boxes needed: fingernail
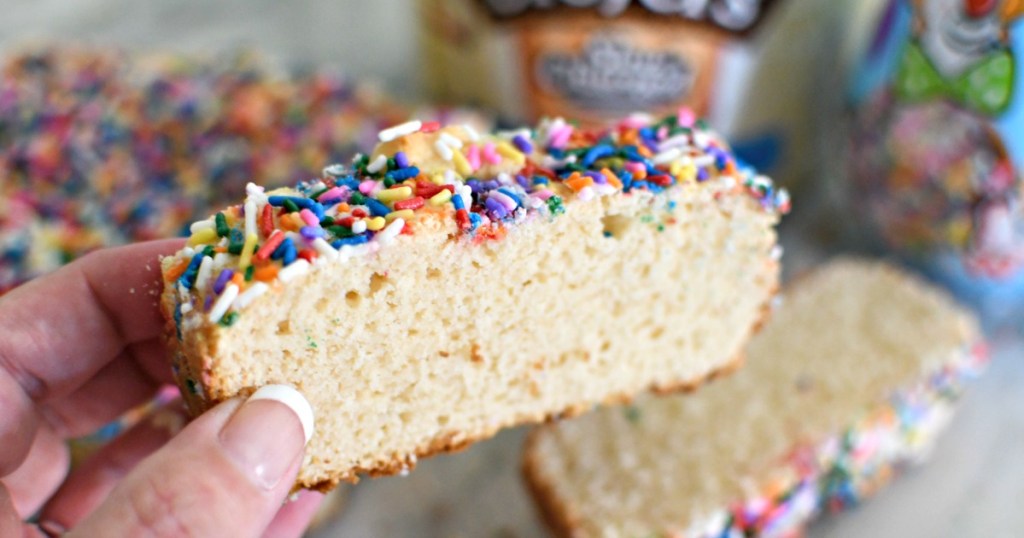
[38,520,67,537]
[220,385,315,489]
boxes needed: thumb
[69,385,314,538]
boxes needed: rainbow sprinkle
[687,342,988,538]
[0,46,485,293]
[166,110,789,330]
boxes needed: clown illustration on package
[848,0,1024,286]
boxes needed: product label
[537,36,695,111]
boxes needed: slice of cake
[160,112,788,489]
[523,259,986,537]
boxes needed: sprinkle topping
[167,110,789,327]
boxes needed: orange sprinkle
[636,145,653,158]
[723,160,738,176]
[334,203,350,214]
[230,273,245,287]
[253,264,279,282]
[565,173,594,192]
[164,259,190,281]
[601,167,623,189]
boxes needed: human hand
[0,240,321,537]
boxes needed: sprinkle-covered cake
[160,111,788,489]
[523,259,986,538]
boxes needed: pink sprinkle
[466,144,481,170]
[319,186,346,202]
[624,162,646,175]
[656,125,668,141]
[619,116,648,129]
[359,180,376,195]
[550,126,573,149]
[299,208,319,227]
[482,143,501,165]
[533,189,554,200]
[677,107,696,128]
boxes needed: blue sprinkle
[282,240,298,265]
[697,168,710,182]
[638,127,656,141]
[621,146,645,162]
[532,175,549,186]
[173,303,183,341]
[365,198,391,217]
[271,237,294,260]
[300,226,325,240]
[497,188,522,207]
[386,166,419,181]
[483,179,500,190]
[177,253,205,290]
[337,176,361,190]
[515,174,531,189]
[268,195,325,220]
[512,134,533,154]
[332,235,370,248]
[468,212,482,230]
[581,144,614,167]
[585,171,606,184]
[452,191,466,211]
[547,148,566,159]
[394,151,410,169]
[467,179,483,193]
[633,180,650,191]
[619,170,634,192]
[485,197,508,219]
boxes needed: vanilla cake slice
[523,259,987,538]
[160,112,788,490]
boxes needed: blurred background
[0,0,1022,536]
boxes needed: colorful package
[845,0,1024,324]
[419,0,839,188]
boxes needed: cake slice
[160,112,788,489]
[523,259,986,538]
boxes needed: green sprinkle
[214,212,230,237]
[306,335,318,349]
[218,311,240,327]
[282,199,300,213]
[349,192,366,205]
[383,177,396,188]
[657,224,665,232]
[227,229,245,255]
[387,157,397,171]
[319,216,336,227]
[546,195,565,216]
[310,187,329,200]
[624,406,642,424]
[328,225,353,238]
[244,265,255,281]
[202,245,215,258]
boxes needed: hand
[0,240,321,537]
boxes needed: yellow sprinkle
[679,163,697,182]
[452,150,472,176]
[669,160,683,177]
[366,216,387,231]
[187,227,218,246]
[376,186,413,204]
[496,141,526,165]
[431,173,446,185]
[238,233,258,270]
[386,209,415,222]
[429,189,453,206]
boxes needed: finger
[39,401,188,530]
[0,369,38,476]
[71,385,314,538]
[0,485,24,538]
[0,239,183,405]
[38,350,167,439]
[1,424,69,518]
[262,491,325,538]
